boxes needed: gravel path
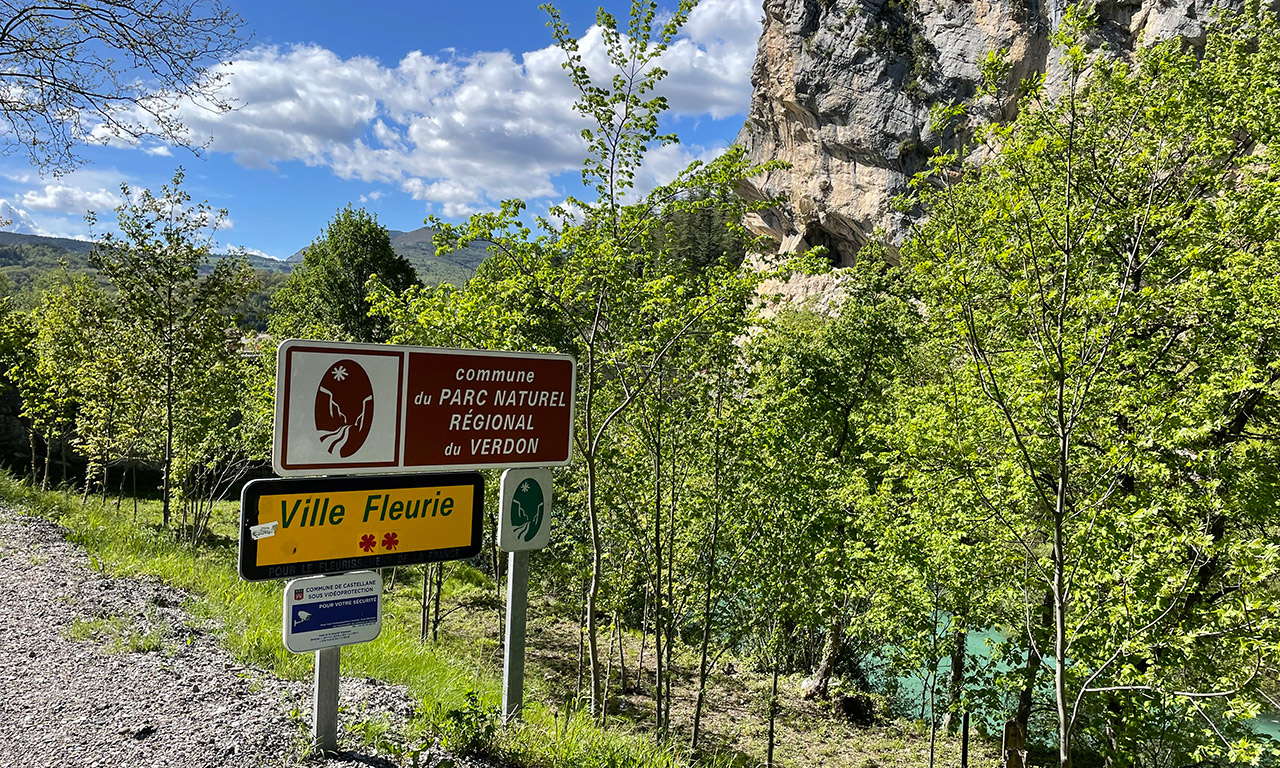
[0,507,467,768]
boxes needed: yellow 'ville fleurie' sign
[238,472,484,581]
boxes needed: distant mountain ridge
[0,230,290,274]
[0,230,96,255]
[0,224,490,289]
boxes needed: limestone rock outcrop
[737,0,1242,265]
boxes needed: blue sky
[0,0,762,260]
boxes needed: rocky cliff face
[737,0,1241,265]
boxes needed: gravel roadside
[0,506,466,768]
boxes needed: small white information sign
[498,468,554,551]
[283,571,383,654]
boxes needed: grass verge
[0,475,742,768]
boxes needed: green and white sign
[498,468,553,551]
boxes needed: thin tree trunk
[1017,590,1053,729]
[577,578,587,704]
[99,461,109,507]
[929,711,938,768]
[1055,446,1072,768]
[636,587,649,692]
[809,619,844,700]
[663,431,677,733]
[585,455,602,716]
[432,563,444,643]
[427,563,437,642]
[766,649,780,768]
[162,356,173,528]
[691,428,723,749]
[942,626,967,732]
[101,409,114,507]
[652,414,664,734]
[616,616,627,695]
[1102,695,1124,767]
[492,504,502,640]
[928,635,940,768]
[602,611,617,721]
[28,427,37,485]
[42,436,52,491]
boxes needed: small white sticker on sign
[250,521,279,540]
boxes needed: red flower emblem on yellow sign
[382,532,399,551]
[359,534,377,552]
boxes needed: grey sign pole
[501,549,530,722]
[314,646,341,752]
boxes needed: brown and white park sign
[273,339,576,476]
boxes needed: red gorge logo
[314,359,374,458]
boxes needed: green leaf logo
[511,477,545,543]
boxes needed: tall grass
[0,474,743,768]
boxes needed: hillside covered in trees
[0,226,491,328]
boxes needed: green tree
[90,169,257,528]
[373,0,788,720]
[270,205,420,343]
[743,255,920,686]
[10,274,106,488]
[903,6,1280,764]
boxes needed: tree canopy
[902,4,1280,763]
[0,0,246,174]
[271,205,420,343]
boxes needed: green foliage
[87,168,259,528]
[232,270,289,331]
[0,241,98,301]
[7,4,1280,768]
[437,691,500,755]
[372,0,792,723]
[271,205,420,343]
[901,5,1280,763]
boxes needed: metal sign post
[502,550,529,722]
[283,571,383,754]
[498,468,554,722]
[314,646,340,753]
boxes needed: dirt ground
[426,576,1004,768]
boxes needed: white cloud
[631,141,731,199]
[661,0,761,119]
[18,183,120,213]
[129,0,760,214]
[1,168,128,236]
